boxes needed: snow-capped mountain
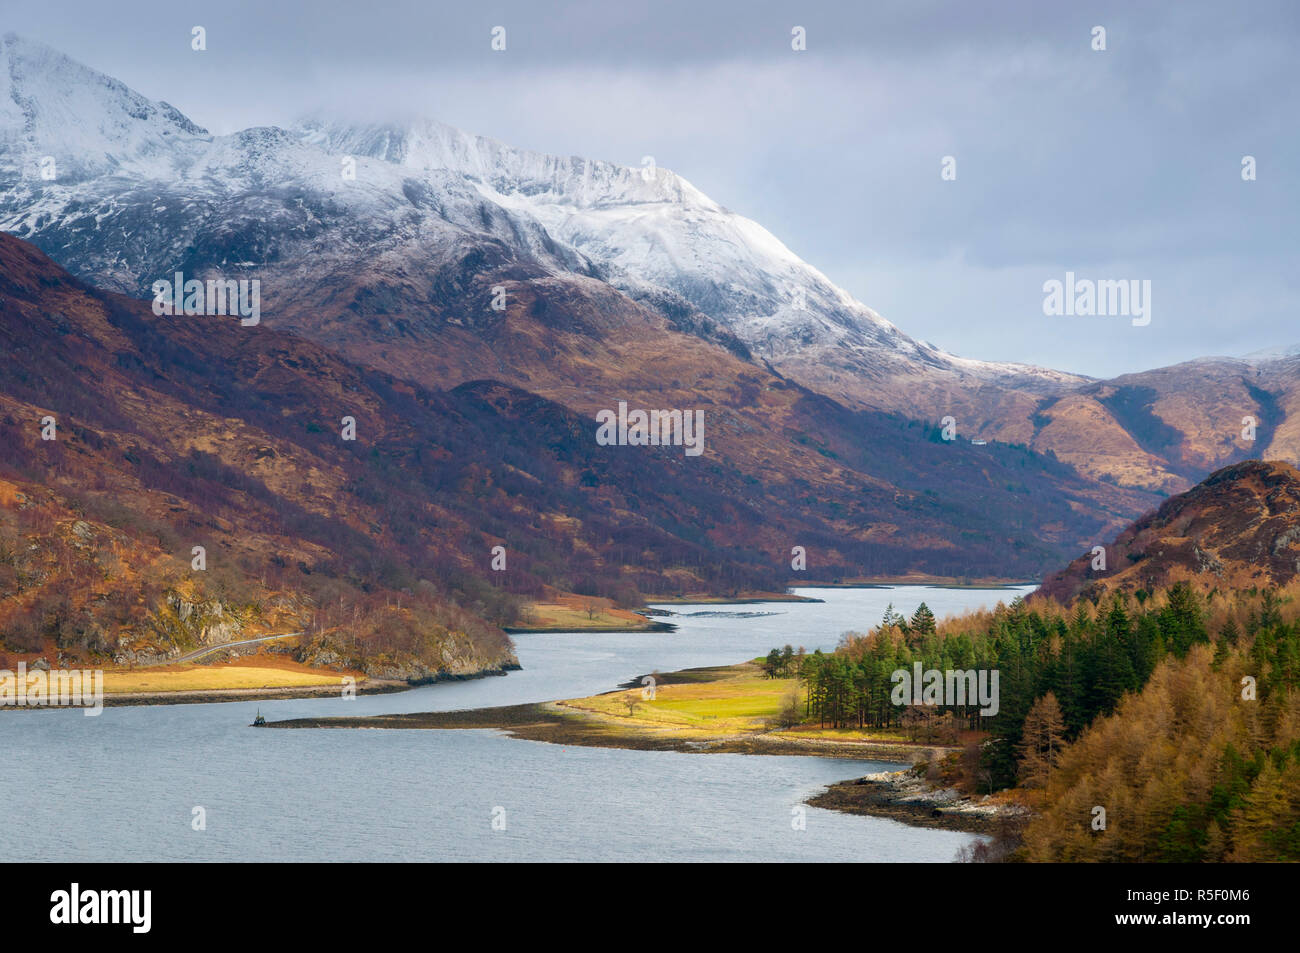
[1243,343,1300,364]
[0,34,598,296]
[292,116,1098,396]
[5,33,1295,498]
[0,33,207,183]
[295,115,927,364]
[0,33,1078,397]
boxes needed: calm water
[0,585,1031,862]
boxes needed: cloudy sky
[5,0,1297,378]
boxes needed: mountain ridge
[0,32,1074,390]
[1,32,1296,507]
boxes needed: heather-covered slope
[0,229,1167,678]
[1038,460,1300,603]
[0,230,1152,638]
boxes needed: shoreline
[260,659,1016,835]
[261,698,939,760]
[646,592,824,605]
[263,701,1007,835]
[0,681,403,710]
[505,619,676,634]
[0,663,521,710]
[809,771,1023,834]
[96,663,521,707]
[802,579,1038,590]
[86,679,411,708]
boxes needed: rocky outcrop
[295,634,519,683]
[809,767,1029,834]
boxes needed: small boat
[251,708,267,727]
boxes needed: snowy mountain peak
[1,34,208,182]
[1243,343,1300,363]
[296,115,719,213]
[293,114,914,361]
[0,36,1088,398]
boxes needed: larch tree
[1017,690,1067,788]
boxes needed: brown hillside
[0,230,1170,677]
[1037,460,1300,603]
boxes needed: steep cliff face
[1038,460,1300,603]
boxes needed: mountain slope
[2,32,1292,513]
[0,228,1155,615]
[0,227,1162,678]
[0,35,1077,401]
[1038,459,1300,603]
[291,119,1300,496]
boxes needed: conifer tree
[1228,760,1291,861]
[910,602,936,635]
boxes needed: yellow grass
[780,726,914,744]
[100,665,349,694]
[558,665,799,737]
[521,599,649,630]
[555,661,933,749]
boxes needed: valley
[0,38,1296,868]
[0,0,1297,897]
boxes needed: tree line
[774,584,1297,791]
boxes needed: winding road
[146,632,304,666]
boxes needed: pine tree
[910,602,936,635]
[1163,582,1208,656]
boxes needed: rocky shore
[809,768,1029,834]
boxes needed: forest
[776,583,1300,861]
